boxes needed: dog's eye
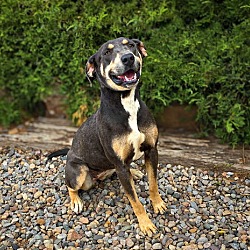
[104,49,112,56]
[128,43,135,48]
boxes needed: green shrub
[142,15,250,145]
[0,0,249,145]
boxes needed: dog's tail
[46,148,70,163]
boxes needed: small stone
[152,243,162,249]
[57,233,66,240]
[190,201,199,211]
[204,223,212,230]
[189,227,198,233]
[167,187,174,195]
[7,149,15,157]
[36,218,45,225]
[93,234,103,241]
[16,194,23,199]
[197,236,208,243]
[44,240,53,250]
[169,245,176,250]
[203,196,211,202]
[221,244,226,250]
[173,192,181,199]
[34,191,42,199]
[79,217,89,224]
[67,229,82,241]
[2,222,12,228]
[190,208,196,214]
[22,193,28,200]
[222,210,231,216]
[145,242,152,250]
[11,244,19,250]
[204,242,211,248]
[177,242,184,248]
[168,221,176,228]
[85,231,92,238]
[53,227,62,234]
[29,163,36,169]
[126,238,134,248]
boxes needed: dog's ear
[132,39,147,58]
[86,54,96,77]
[86,54,96,84]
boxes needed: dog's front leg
[144,148,166,214]
[116,165,157,235]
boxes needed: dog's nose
[121,53,135,66]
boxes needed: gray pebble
[190,201,199,211]
[167,187,174,195]
[197,236,208,243]
[189,208,196,214]
[173,192,181,199]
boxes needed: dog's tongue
[117,70,136,82]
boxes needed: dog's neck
[120,87,140,131]
[101,85,140,104]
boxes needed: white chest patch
[121,88,145,161]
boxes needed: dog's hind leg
[144,148,166,214]
[67,188,84,214]
[66,164,94,214]
[95,169,116,181]
[96,168,143,181]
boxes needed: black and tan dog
[48,37,166,235]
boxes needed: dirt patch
[158,130,250,180]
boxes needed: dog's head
[86,37,147,91]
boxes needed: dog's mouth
[110,69,140,87]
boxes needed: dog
[48,37,166,235]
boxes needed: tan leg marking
[126,177,156,235]
[96,169,116,181]
[96,168,142,182]
[143,123,166,213]
[81,171,93,190]
[145,162,166,214]
[68,187,83,214]
[143,124,158,147]
[68,166,93,214]
[112,134,132,162]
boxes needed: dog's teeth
[125,76,129,81]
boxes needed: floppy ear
[85,54,96,84]
[132,39,147,58]
[86,54,96,77]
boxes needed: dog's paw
[138,216,157,236]
[130,168,144,180]
[71,196,83,214]
[152,197,167,214]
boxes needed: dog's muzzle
[109,53,141,88]
[110,69,140,86]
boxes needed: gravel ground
[0,146,250,250]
